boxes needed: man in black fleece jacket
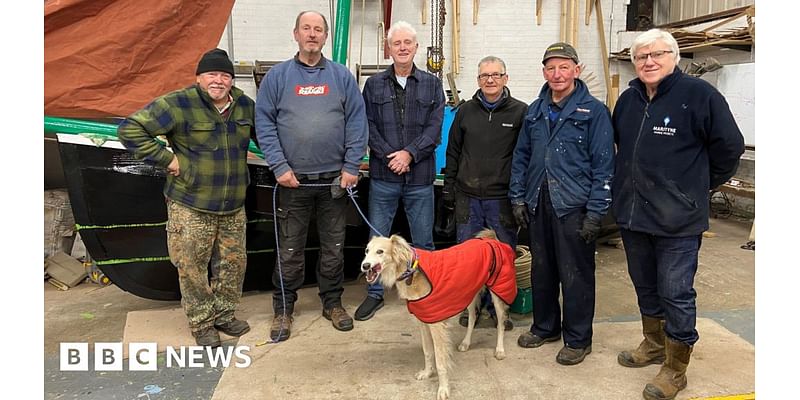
[612,29,745,400]
[442,55,527,330]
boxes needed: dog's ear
[389,234,412,263]
[389,234,409,248]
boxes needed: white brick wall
[219,1,754,144]
[219,0,628,104]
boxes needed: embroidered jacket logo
[653,115,676,136]
[295,85,329,96]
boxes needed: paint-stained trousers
[166,200,247,333]
[526,184,596,349]
[273,178,347,314]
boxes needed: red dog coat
[406,238,518,323]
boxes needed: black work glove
[442,186,455,211]
[512,204,529,228]
[578,213,602,244]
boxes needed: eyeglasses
[633,50,674,64]
[478,72,506,81]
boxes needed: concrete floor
[44,217,755,400]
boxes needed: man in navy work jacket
[255,10,368,342]
[354,20,445,321]
[509,42,614,366]
[612,29,744,400]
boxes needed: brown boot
[322,305,354,331]
[618,315,665,367]
[642,337,693,400]
[270,314,293,342]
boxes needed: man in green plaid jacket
[118,48,255,347]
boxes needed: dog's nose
[361,262,371,272]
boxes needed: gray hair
[387,21,417,43]
[630,28,681,65]
[478,56,507,74]
[294,10,329,33]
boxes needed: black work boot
[323,305,354,331]
[270,314,293,342]
[517,331,561,348]
[556,344,592,365]
[192,327,221,347]
[490,313,515,331]
[458,309,471,327]
[354,296,384,321]
[215,318,251,337]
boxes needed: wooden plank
[608,74,619,112]
[422,0,427,24]
[560,0,567,42]
[446,72,461,104]
[571,0,578,47]
[536,0,543,25]
[594,0,611,104]
[585,0,593,25]
[656,4,753,29]
[473,0,479,24]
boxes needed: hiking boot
[517,331,560,348]
[270,314,293,342]
[354,296,384,321]
[192,327,221,347]
[643,337,693,400]
[490,313,515,331]
[214,318,251,337]
[618,315,665,368]
[556,344,592,365]
[323,305,354,331]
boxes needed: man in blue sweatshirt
[255,10,368,342]
[612,29,744,400]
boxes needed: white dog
[360,229,518,400]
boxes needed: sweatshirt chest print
[295,84,329,96]
[652,115,676,137]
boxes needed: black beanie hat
[196,48,235,77]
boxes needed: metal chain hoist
[426,0,446,78]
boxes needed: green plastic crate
[510,287,532,314]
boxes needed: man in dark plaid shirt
[118,48,255,348]
[355,21,446,321]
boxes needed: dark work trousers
[527,184,596,348]
[455,191,518,316]
[619,228,702,345]
[272,177,347,315]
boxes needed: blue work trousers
[527,186,596,348]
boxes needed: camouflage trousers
[166,200,247,333]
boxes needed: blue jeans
[455,193,518,316]
[366,179,435,298]
[620,228,702,345]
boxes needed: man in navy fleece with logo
[612,29,744,400]
[255,10,368,342]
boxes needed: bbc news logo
[60,342,251,371]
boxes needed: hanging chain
[426,0,446,78]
